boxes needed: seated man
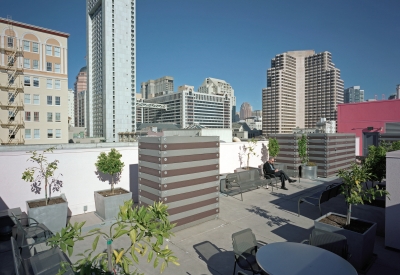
[263,157,296,190]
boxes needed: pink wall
[337,99,400,155]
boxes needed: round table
[256,242,357,275]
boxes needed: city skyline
[1,0,399,110]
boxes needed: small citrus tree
[95,149,125,194]
[268,138,280,158]
[298,134,308,164]
[47,200,179,274]
[22,147,63,205]
[338,163,389,225]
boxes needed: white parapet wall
[0,140,269,216]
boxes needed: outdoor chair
[301,228,350,260]
[262,166,279,192]
[11,212,53,252]
[232,228,266,275]
[11,236,74,275]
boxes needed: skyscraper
[86,0,136,141]
[344,86,364,103]
[240,102,252,120]
[262,50,343,134]
[74,66,87,127]
[197,77,236,122]
[141,76,173,99]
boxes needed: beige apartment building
[262,50,343,135]
[0,18,69,145]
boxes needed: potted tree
[298,134,317,180]
[94,148,132,221]
[47,200,179,274]
[22,147,67,233]
[314,163,389,271]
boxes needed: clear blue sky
[2,0,399,110]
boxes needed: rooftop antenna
[374,94,377,100]
[382,94,385,100]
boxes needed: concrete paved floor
[1,177,399,275]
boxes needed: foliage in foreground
[21,147,63,205]
[298,134,308,164]
[47,200,179,274]
[268,137,280,158]
[338,163,389,225]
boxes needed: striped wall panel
[138,136,220,231]
[268,133,356,178]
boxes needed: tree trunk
[247,153,250,170]
[346,204,352,225]
[111,176,114,195]
[45,178,48,206]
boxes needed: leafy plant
[337,163,389,225]
[22,147,63,205]
[245,138,258,169]
[47,200,179,274]
[95,149,125,194]
[298,134,308,164]
[306,161,316,166]
[268,138,280,158]
[364,141,400,183]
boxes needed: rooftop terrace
[1,177,399,275]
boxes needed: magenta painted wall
[337,99,400,155]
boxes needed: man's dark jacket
[263,162,276,175]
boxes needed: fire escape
[0,18,24,145]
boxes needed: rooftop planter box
[315,212,377,271]
[94,188,132,221]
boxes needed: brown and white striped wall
[138,136,220,231]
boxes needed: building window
[46,62,52,72]
[46,45,52,55]
[24,76,30,86]
[55,63,60,73]
[47,79,52,89]
[7,37,13,47]
[25,129,31,139]
[8,74,14,85]
[33,94,40,105]
[54,47,60,57]
[23,40,30,51]
[24,94,31,104]
[56,129,61,138]
[47,96,52,105]
[33,77,39,87]
[47,129,53,138]
[32,42,39,53]
[8,93,15,103]
[25,111,31,121]
[55,80,60,89]
[34,112,39,122]
[55,112,61,122]
[33,60,39,70]
[47,112,53,122]
[34,129,40,139]
[24,58,30,69]
[55,96,60,106]
[7,56,14,66]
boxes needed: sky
[1,0,400,111]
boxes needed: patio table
[30,247,74,275]
[256,242,357,275]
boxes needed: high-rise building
[262,50,344,134]
[344,86,364,103]
[86,0,136,141]
[68,89,75,126]
[141,86,231,129]
[252,110,262,117]
[141,76,173,99]
[240,102,252,120]
[0,17,69,145]
[74,66,87,127]
[197,77,236,122]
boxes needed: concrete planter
[314,212,377,271]
[94,188,132,221]
[302,165,317,180]
[26,196,68,234]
